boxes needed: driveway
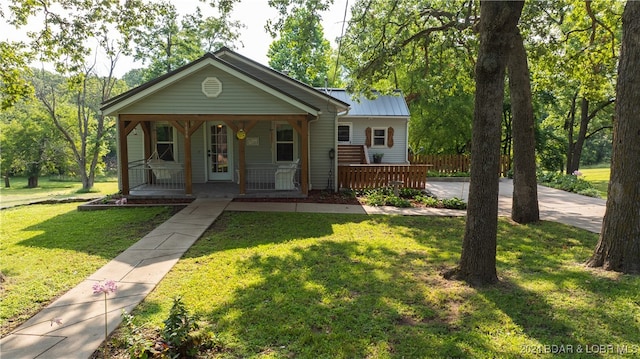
[426,179,606,233]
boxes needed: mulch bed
[232,190,362,205]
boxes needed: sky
[0,0,352,77]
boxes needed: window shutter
[387,127,394,148]
[365,127,372,147]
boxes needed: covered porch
[117,114,311,197]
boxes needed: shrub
[119,297,219,359]
[121,311,158,359]
[415,195,440,207]
[442,197,467,210]
[538,171,601,198]
[398,187,423,198]
[358,187,468,209]
[162,296,217,358]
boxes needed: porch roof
[101,53,322,116]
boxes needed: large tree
[340,0,479,154]
[267,7,332,87]
[130,1,243,82]
[508,28,539,224]
[6,0,152,190]
[586,1,640,274]
[0,41,33,110]
[0,97,69,188]
[527,0,621,174]
[445,0,524,285]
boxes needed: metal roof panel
[322,89,410,117]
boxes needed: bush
[538,171,601,198]
[162,296,217,358]
[119,297,219,359]
[415,195,440,207]
[398,187,423,198]
[442,197,467,210]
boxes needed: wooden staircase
[338,145,370,164]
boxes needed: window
[338,124,352,143]
[156,123,175,161]
[372,128,386,147]
[275,123,295,162]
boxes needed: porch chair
[275,159,299,190]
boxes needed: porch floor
[129,182,305,199]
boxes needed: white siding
[344,117,409,164]
[126,125,145,163]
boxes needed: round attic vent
[202,77,222,98]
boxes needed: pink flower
[50,318,63,326]
[115,198,127,205]
[572,170,583,177]
[92,280,117,295]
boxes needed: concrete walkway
[1,198,232,359]
[0,181,606,358]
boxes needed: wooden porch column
[238,135,246,194]
[118,116,130,195]
[184,121,193,195]
[300,117,309,195]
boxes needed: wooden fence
[338,164,430,190]
[409,154,511,177]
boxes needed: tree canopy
[267,7,332,87]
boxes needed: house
[100,47,413,197]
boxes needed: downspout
[334,107,350,192]
[405,116,410,164]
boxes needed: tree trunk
[569,98,590,173]
[445,0,523,286]
[27,175,38,188]
[565,92,578,174]
[4,172,10,188]
[587,1,640,274]
[508,29,539,224]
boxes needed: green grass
[580,167,610,197]
[0,176,119,208]
[0,203,175,335]
[123,212,640,358]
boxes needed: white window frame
[154,122,178,161]
[274,122,297,163]
[337,123,352,144]
[371,127,387,147]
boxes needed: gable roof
[101,48,350,116]
[325,89,410,118]
[213,47,350,111]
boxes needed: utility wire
[332,0,349,86]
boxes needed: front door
[208,123,233,181]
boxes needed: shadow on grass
[133,213,493,357]
[133,213,639,358]
[201,240,482,358]
[16,207,174,258]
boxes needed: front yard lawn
[0,203,174,335]
[119,212,640,358]
[0,176,119,208]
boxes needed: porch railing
[129,160,185,191]
[338,164,430,190]
[409,154,511,176]
[243,163,300,191]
